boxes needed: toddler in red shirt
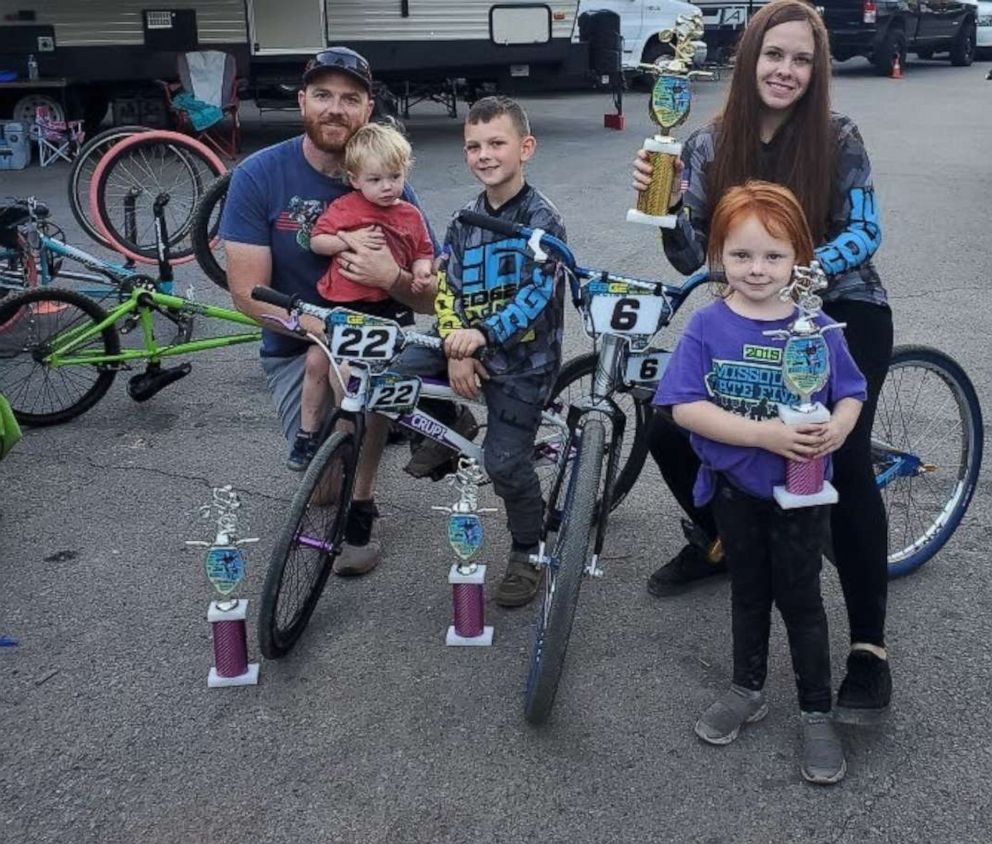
[288,122,434,471]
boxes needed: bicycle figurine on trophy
[764,261,848,509]
[186,485,260,686]
[432,458,496,647]
[627,14,711,230]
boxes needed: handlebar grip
[251,286,298,311]
[457,211,522,239]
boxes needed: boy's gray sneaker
[493,550,543,608]
[694,685,768,745]
[800,711,847,785]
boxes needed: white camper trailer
[0,1,595,127]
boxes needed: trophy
[764,262,846,509]
[627,14,710,229]
[186,486,260,687]
[432,458,496,647]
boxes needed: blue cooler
[0,122,31,170]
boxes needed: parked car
[578,0,707,75]
[977,0,992,58]
[821,0,978,75]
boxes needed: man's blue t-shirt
[655,300,867,506]
[219,135,437,357]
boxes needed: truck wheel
[872,27,907,76]
[949,20,976,66]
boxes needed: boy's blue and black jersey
[436,183,566,379]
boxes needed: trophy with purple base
[765,262,846,509]
[433,458,495,647]
[187,486,260,687]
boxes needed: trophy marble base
[773,481,838,510]
[445,626,494,647]
[208,663,260,688]
[626,209,678,228]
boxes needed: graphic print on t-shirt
[274,196,326,250]
[460,236,539,343]
[705,343,798,421]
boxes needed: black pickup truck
[693,1,977,74]
[822,0,978,74]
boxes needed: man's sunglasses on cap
[303,48,373,92]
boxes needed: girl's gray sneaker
[800,711,847,785]
[694,685,768,745]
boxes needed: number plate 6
[368,374,421,412]
[624,349,671,386]
[586,284,668,337]
[327,313,400,360]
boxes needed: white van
[578,0,708,71]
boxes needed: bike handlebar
[250,286,443,352]
[251,286,299,312]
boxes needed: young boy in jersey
[395,95,566,607]
[288,122,435,470]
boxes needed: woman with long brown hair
[635,0,893,722]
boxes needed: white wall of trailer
[11,0,247,47]
[324,0,581,42]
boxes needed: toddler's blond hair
[345,122,413,180]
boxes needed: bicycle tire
[547,352,650,511]
[0,287,120,426]
[258,431,357,659]
[67,125,149,248]
[874,344,983,578]
[524,418,605,725]
[88,130,227,265]
[190,172,231,290]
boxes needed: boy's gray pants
[393,345,554,549]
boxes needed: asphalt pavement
[1,56,991,844]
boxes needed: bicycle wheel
[258,431,357,659]
[0,287,120,426]
[874,345,984,578]
[68,125,149,248]
[524,418,605,725]
[547,352,650,511]
[190,172,231,290]
[89,130,227,265]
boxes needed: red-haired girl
[655,181,866,785]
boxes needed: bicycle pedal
[127,362,192,402]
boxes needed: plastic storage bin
[0,121,30,170]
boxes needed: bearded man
[222,48,438,575]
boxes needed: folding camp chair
[159,50,241,159]
[30,106,85,167]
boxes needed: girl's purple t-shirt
[654,299,867,505]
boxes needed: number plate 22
[368,373,421,412]
[586,283,668,337]
[327,312,400,360]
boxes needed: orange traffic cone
[891,54,903,79]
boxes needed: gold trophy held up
[627,15,711,229]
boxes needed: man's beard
[303,113,351,154]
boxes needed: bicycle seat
[0,200,49,230]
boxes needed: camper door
[247,0,326,53]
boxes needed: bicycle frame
[263,296,572,489]
[39,286,261,370]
